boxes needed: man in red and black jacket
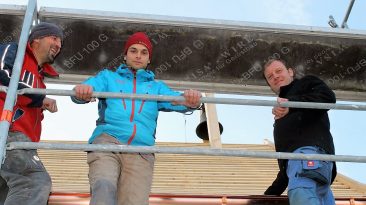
[0,22,63,205]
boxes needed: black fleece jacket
[264,75,337,196]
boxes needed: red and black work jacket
[0,43,59,142]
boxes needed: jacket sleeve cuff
[26,94,46,107]
[188,103,203,110]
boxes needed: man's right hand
[74,84,93,101]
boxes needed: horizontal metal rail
[8,86,366,111]
[7,142,366,163]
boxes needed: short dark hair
[262,59,295,84]
[263,58,289,73]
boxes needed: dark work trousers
[0,132,51,205]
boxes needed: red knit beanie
[124,32,152,60]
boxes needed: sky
[1,0,366,184]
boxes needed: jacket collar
[279,78,298,98]
[116,64,155,81]
[26,43,59,78]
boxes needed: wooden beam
[203,93,222,148]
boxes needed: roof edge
[336,173,366,194]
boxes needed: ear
[148,60,150,64]
[32,38,40,45]
[123,57,126,61]
[288,68,295,78]
[29,39,40,48]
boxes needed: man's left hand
[173,89,201,108]
[42,97,58,113]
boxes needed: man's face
[125,44,150,70]
[33,36,62,65]
[264,60,294,94]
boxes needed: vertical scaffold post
[341,0,356,28]
[0,0,37,168]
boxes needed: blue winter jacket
[72,64,191,146]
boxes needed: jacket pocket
[139,153,155,169]
[3,149,46,175]
[12,108,24,122]
[138,100,145,113]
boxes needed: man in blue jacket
[263,59,336,205]
[72,32,201,205]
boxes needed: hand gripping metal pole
[15,87,366,111]
[0,0,37,167]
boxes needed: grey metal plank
[39,7,366,37]
[0,4,26,44]
[0,4,26,15]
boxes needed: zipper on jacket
[120,90,126,110]
[138,100,145,114]
[127,124,137,145]
[122,99,127,110]
[129,74,136,122]
[33,79,40,131]
[138,91,148,114]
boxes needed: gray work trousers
[0,132,51,205]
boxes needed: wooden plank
[203,93,222,148]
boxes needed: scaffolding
[1,0,366,203]
[1,0,366,168]
[0,0,37,164]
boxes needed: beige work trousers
[87,133,155,205]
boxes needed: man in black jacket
[263,59,337,205]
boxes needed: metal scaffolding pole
[0,0,37,167]
[341,0,356,28]
[329,0,356,29]
[12,87,366,111]
[7,142,366,163]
